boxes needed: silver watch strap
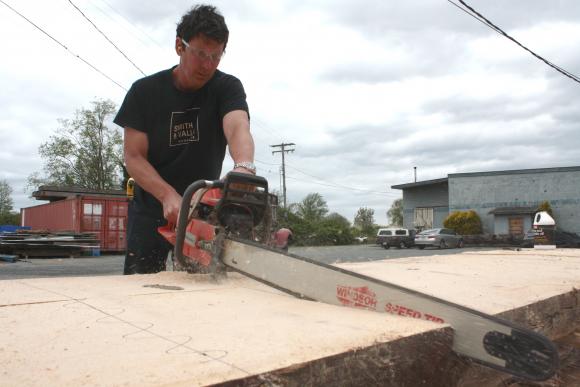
[233,161,256,173]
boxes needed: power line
[448,0,580,84]
[0,0,127,91]
[93,0,163,49]
[285,175,400,197]
[255,158,279,166]
[286,163,391,194]
[285,165,399,196]
[250,123,279,145]
[446,0,501,33]
[252,117,287,143]
[255,158,285,194]
[67,0,146,76]
[86,0,152,49]
[264,157,400,196]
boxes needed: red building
[21,186,128,252]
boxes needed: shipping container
[21,196,128,252]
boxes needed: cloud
[2,0,579,226]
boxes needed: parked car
[415,228,463,249]
[521,229,580,248]
[376,228,416,249]
[354,236,368,244]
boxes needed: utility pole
[270,142,295,208]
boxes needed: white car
[354,236,368,243]
[415,228,464,249]
[376,228,416,249]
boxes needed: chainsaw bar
[221,237,558,381]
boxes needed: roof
[391,178,448,190]
[488,206,537,215]
[449,166,580,178]
[33,185,126,202]
[391,165,580,190]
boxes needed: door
[81,200,105,245]
[414,208,433,230]
[509,217,524,237]
[105,200,128,251]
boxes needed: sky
[1,0,579,226]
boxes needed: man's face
[177,34,224,90]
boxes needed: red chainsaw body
[181,218,215,266]
[158,188,222,267]
[158,176,288,268]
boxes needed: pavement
[0,244,495,280]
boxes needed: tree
[353,207,375,235]
[536,201,554,217]
[0,180,13,215]
[278,195,353,246]
[28,99,123,191]
[315,215,354,245]
[387,198,403,227]
[0,180,19,225]
[290,193,328,222]
[276,205,313,246]
[326,212,351,229]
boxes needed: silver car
[415,228,464,249]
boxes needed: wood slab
[1,248,579,386]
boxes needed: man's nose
[201,59,214,71]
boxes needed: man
[114,5,256,274]
[273,227,293,252]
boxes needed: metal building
[21,186,128,252]
[391,166,580,236]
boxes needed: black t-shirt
[114,67,249,217]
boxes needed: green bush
[536,201,554,217]
[311,218,354,246]
[276,208,354,246]
[444,210,482,235]
[0,212,20,225]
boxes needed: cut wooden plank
[0,249,578,386]
[0,272,448,386]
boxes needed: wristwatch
[233,161,256,174]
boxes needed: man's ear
[175,37,183,55]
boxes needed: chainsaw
[160,172,558,382]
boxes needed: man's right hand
[125,127,184,225]
[161,190,182,225]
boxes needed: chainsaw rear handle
[174,179,223,268]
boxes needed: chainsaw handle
[174,179,223,268]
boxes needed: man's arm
[223,110,255,174]
[124,127,182,223]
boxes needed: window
[83,203,102,215]
[82,201,104,232]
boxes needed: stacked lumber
[0,230,100,258]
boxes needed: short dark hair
[176,5,229,50]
